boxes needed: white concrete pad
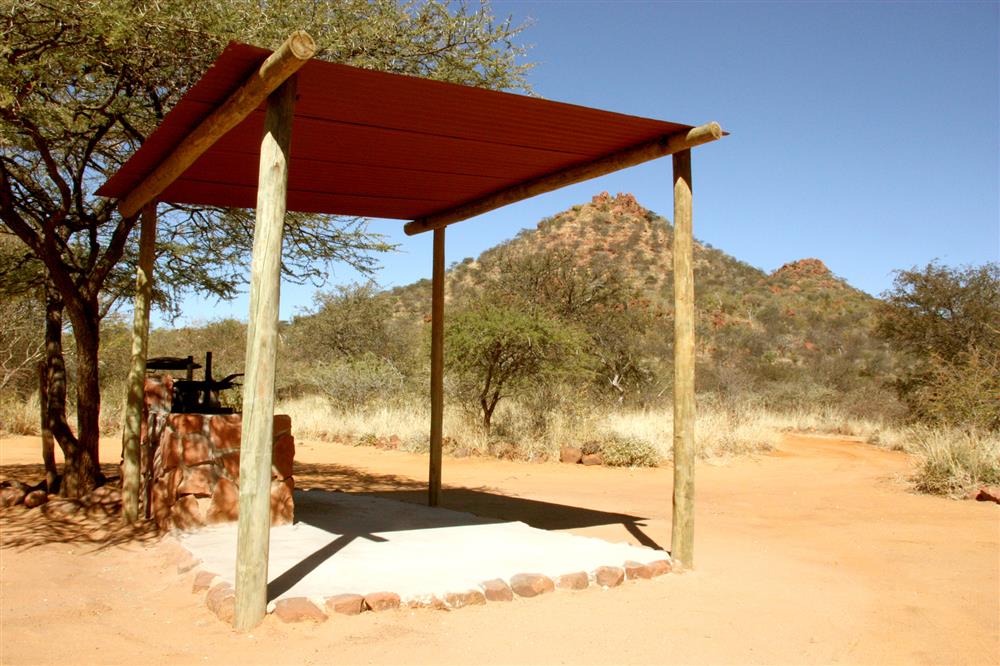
[178,490,669,606]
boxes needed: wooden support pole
[121,202,157,524]
[403,122,723,236]
[234,76,297,632]
[428,226,445,507]
[670,149,696,570]
[118,31,315,218]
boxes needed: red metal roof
[98,43,694,221]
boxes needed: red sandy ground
[1,432,997,665]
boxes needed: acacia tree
[876,261,1000,429]
[0,0,530,496]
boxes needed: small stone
[0,486,27,507]
[42,498,84,519]
[975,486,1000,504]
[172,414,205,435]
[85,486,122,505]
[219,451,240,480]
[624,560,654,580]
[443,589,486,608]
[160,431,182,470]
[324,594,365,615]
[581,453,603,466]
[206,582,235,625]
[480,578,513,602]
[273,597,327,623]
[192,571,217,593]
[594,566,625,587]
[364,591,400,612]
[23,489,48,508]
[555,571,589,590]
[176,548,202,575]
[647,560,672,576]
[559,446,583,464]
[509,573,555,598]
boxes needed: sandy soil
[1,432,997,665]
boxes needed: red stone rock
[647,560,672,576]
[560,446,583,464]
[23,489,48,508]
[624,560,654,580]
[324,594,365,615]
[364,592,400,612]
[581,453,603,466]
[975,486,1000,504]
[0,486,26,507]
[182,435,213,466]
[177,465,218,497]
[159,431,182,470]
[270,477,295,526]
[219,451,240,480]
[480,578,513,602]
[272,434,295,480]
[594,566,625,587]
[273,597,327,623]
[206,477,240,524]
[42,498,84,519]
[151,478,172,530]
[209,414,242,452]
[555,571,589,590]
[85,486,122,505]
[206,582,235,624]
[273,414,292,438]
[172,413,205,435]
[171,495,205,531]
[509,573,555,598]
[444,589,486,608]
[192,571,217,593]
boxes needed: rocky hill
[388,192,898,415]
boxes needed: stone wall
[145,377,294,530]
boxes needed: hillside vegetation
[3,193,996,495]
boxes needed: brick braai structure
[144,376,294,530]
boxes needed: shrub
[910,427,1000,498]
[598,434,662,467]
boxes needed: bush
[597,434,661,468]
[910,427,1000,497]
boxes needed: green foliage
[876,262,1000,428]
[445,301,585,431]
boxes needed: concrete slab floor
[177,489,670,607]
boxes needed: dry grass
[276,396,780,466]
[0,393,40,436]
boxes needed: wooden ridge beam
[118,30,316,218]
[403,121,724,236]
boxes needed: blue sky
[166,1,999,325]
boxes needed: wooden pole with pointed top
[670,148,695,570]
[233,75,297,632]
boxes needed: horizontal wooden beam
[403,122,724,236]
[118,30,316,218]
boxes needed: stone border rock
[164,535,673,626]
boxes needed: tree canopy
[0,0,531,495]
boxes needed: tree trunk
[481,393,499,434]
[62,304,103,497]
[38,360,59,494]
[41,284,75,493]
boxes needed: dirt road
[1,433,997,665]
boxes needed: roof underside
[98,43,694,221]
